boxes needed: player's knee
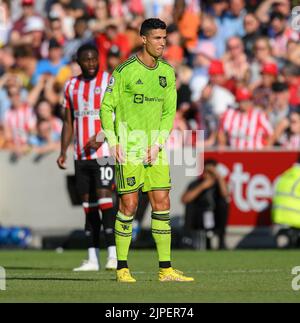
[120,200,138,216]
[152,198,170,212]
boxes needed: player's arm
[100,71,125,163]
[57,85,73,170]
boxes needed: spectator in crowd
[32,39,68,86]
[253,62,278,111]
[29,119,60,158]
[14,45,39,89]
[249,36,276,85]
[35,100,62,135]
[95,24,130,70]
[223,36,250,82]
[0,46,15,76]
[256,0,291,25]
[164,24,184,68]
[47,0,86,20]
[22,16,46,59]
[124,15,144,53]
[219,0,247,40]
[273,109,300,149]
[88,0,118,33]
[286,40,300,67]
[189,45,214,102]
[204,0,228,20]
[46,1,76,40]
[0,73,28,125]
[196,60,236,118]
[46,17,67,51]
[0,0,12,47]
[283,63,300,110]
[268,81,292,130]
[64,17,93,62]
[218,87,274,150]
[10,0,41,46]
[268,12,299,60]
[242,12,263,59]
[181,159,229,250]
[174,0,201,52]
[3,85,36,158]
[197,13,225,59]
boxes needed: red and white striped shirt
[219,108,274,150]
[280,133,300,150]
[63,71,110,160]
[4,103,36,145]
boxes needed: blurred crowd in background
[0,0,300,161]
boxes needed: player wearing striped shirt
[218,87,274,150]
[57,44,117,271]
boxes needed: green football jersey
[100,55,177,161]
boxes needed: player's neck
[82,73,98,81]
[137,51,158,68]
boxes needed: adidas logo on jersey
[136,79,143,85]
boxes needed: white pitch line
[132,269,284,275]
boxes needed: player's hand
[143,145,160,165]
[57,154,67,170]
[110,144,125,164]
[85,134,103,150]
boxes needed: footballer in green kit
[100,18,194,283]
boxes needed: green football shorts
[115,150,171,194]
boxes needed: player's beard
[83,66,99,80]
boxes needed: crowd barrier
[0,149,299,248]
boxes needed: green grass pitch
[0,250,300,303]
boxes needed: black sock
[159,261,172,269]
[117,261,128,270]
[101,207,116,248]
[85,211,101,248]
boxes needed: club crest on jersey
[95,87,101,95]
[159,76,167,88]
[109,76,115,87]
[127,177,136,187]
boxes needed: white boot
[105,258,117,270]
[73,260,99,272]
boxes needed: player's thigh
[116,162,144,195]
[119,191,139,216]
[148,190,170,212]
[75,160,91,199]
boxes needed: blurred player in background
[57,44,117,271]
[100,18,194,283]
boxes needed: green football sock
[115,211,133,265]
[152,211,171,266]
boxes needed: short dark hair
[272,81,289,92]
[270,11,285,21]
[140,18,167,36]
[204,159,218,167]
[77,43,99,60]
